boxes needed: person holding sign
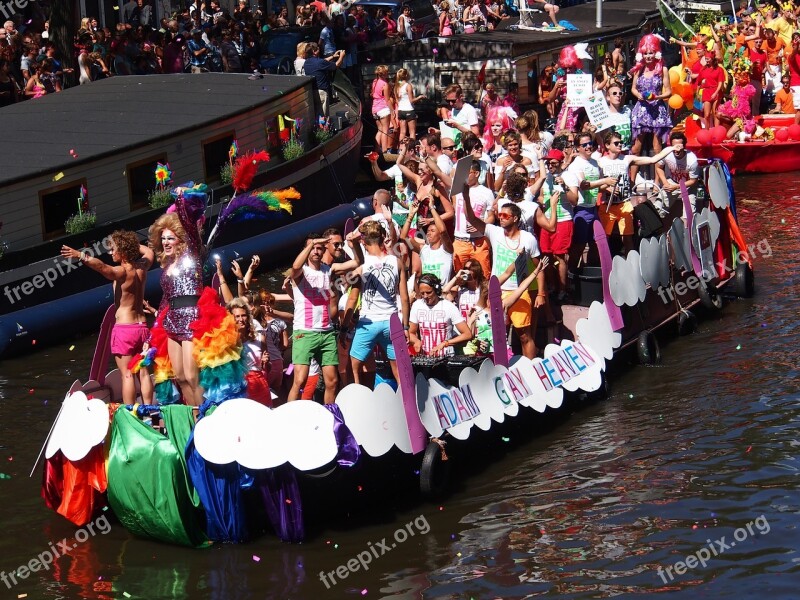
[629,34,671,161]
[549,46,585,133]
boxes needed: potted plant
[282,133,304,161]
[64,185,97,234]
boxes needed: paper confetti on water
[736,344,741,350]
[501,437,510,442]
[252,555,260,562]
[361,590,368,596]
[122,593,130,598]
[69,345,75,351]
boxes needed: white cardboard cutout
[45,391,109,461]
[609,251,647,307]
[669,219,693,274]
[336,383,413,456]
[706,161,731,209]
[639,235,670,289]
[575,301,623,371]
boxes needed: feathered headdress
[232,150,271,194]
[206,188,300,247]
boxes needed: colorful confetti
[69,345,75,351]
[53,173,64,181]
[252,555,261,562]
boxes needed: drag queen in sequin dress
[629,34,672,158]
[147,185,245,408]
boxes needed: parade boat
[38,159,757,546]
[684,114,800,175]
[0,72,363,358]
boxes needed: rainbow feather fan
[206,188,299,247]
[232,150,271,193]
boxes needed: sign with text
[566,74,593,107]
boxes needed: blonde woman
[294,41,308,75]
[395,68,425,141]
[439,1,453,36]
[371,65,395,153]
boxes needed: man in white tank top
[288,232,363,403]
[349,221,410,385]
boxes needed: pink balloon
[711,125,727,144]
[788,124,800,141]
[775,128,790,142]
[696,129,712,146]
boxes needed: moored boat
[38,159,757,546]
[0,72,363,358]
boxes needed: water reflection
[1,175,799,599]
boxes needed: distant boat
[685,114,800,174]
[0,72,363,357]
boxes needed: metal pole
[596,0,603,28]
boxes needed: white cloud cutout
[336,383,412,456]
[193,398,338,471]
[669,219,692,274]
[543,340,603,393]
[609,251,647,307]
[691,207,721,255]
[575,301,623,371]
[45,390,109,461]
[706,161,730,209]
[639,234,670,289]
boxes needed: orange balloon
[669,94,684,110]
[672,82,686,96]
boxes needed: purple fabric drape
[324,403,361,467]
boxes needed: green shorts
[291,330,339,367]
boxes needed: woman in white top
[394,68,425,142]
[294,41,308,75]
[401,199,454,288]
[228,298,272,407]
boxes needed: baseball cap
[546,149,565,161]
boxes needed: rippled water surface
[0,174,798,599]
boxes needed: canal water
[0,173,797,599]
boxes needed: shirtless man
[62,231,155,404]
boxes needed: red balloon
[775,128,790,142]
[696,129,712,146]
[788,124,800,141]
[711,125,727,144]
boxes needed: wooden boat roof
[0,73,309,187]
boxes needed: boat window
[202,132,235,183]
[39,179,88,240]
[127,155,167,211]
[265,117,280,151]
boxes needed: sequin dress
[630,70,672,143]
[159,197,204,342]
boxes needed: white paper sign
[585,91,614,130]
[566,73,593,107]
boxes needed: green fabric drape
[106,406,209,547]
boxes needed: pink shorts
[110,323,150,356]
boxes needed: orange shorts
[598,201,634,236]
[502,289,532,329]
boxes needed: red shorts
[539,220,573,255]
[110,322,149,356]
[245,371,272,407]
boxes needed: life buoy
[637,330,661,365]
[733,262,755,298]
[420,438,450,498]
[677,309,697,336]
